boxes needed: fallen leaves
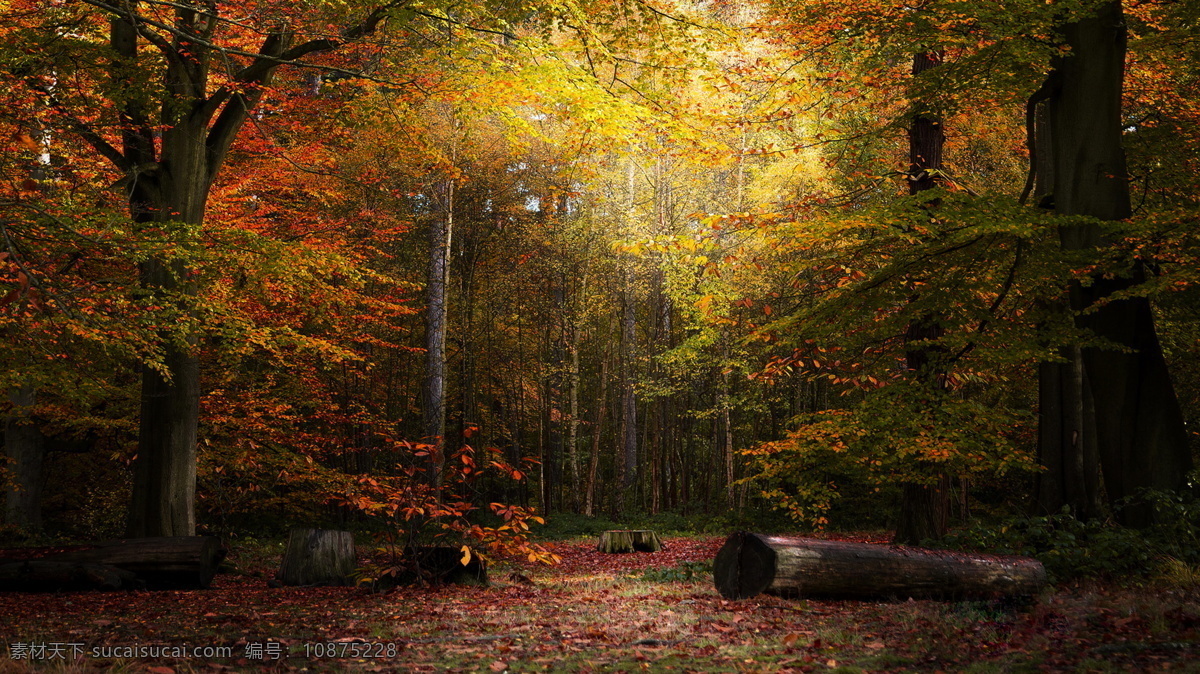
[0,535,1196,672]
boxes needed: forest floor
[2,533,1200,672]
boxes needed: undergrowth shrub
[639,560,713,583]
[942,486,1200,583]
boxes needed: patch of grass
[859,652,918,669]
[638,560,713,583]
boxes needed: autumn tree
[1035,0,1192,524]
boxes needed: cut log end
[713,531,776,600]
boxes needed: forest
[1,0,1199,671]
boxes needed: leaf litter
[0,533,1197,671]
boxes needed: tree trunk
[721,355,735,508]
[714,532,1046,601]
[584,346,609,516]
[567,303,582,510]
[276,528,356,586]
[4,385,44,531]
[1046,1,1192,524]
[894,49,951,546]
[422,178,454,493]
[619,282,638,492]
[597,530,663,554]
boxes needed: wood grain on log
[714,532,1046,600]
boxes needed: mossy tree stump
[597,530,663,553]
[277,528,356,586]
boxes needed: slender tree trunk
[567,297,582,510]
[422,178,454,493]
[584,348,609,517]
[4,386,44,530]
[619,281,637,492]
[720,336,735,508]
[1046,1,1191,524]
[894,49,950,546]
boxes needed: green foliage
[534,512,621,540]
[942,485,1200,583]
[639,560,712,583]
[743,381,1038,529]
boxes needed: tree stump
[714,532,1046,600]
[276,529,356,586]
[361,546,489,590]
[597,530,663,553]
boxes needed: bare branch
[410,8,517,40]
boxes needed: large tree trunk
[92,3,392,538]
[1045,1,1192,524]
[125,151,207,539]
[714,532,1046,601]
[4,385,44,531]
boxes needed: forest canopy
[1,0,1197,551]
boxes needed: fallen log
[277,528,356,586]
[33,536,226,590]
[714,532,1046,601]
[0,561,140,592]
[597,530,663,553]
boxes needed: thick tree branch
[204,31,289,181]
[205,3,406,181]
[1019,75,1057,206]
[232,2,406,84]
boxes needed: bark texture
[1043,1,1192,523]
[894,48,950,546]
[50,535,226,589]
[422,179,454,492]
[277,528,356,586]
[0,561,139,592]
[714,532,1046,601]
[597,530,663,554]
